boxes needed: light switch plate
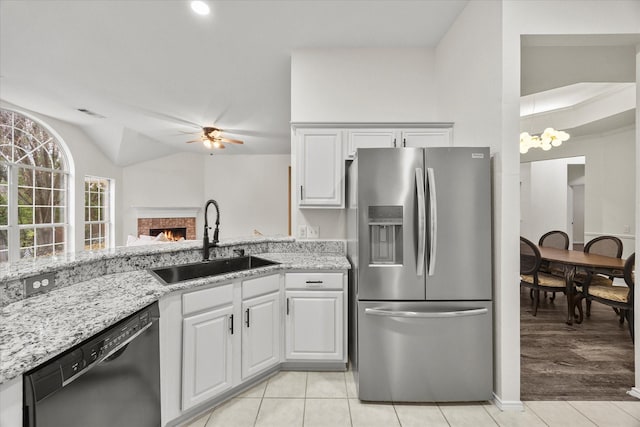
[297,225,307,238]
[307,225,319,239]
[24,272,56,297]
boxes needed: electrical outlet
[624,225,631,233]
[297,225,307,238]
[307,225,320,239]
[24,272,56,297]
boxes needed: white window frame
[84,175,114,251]
[0,108,71,262]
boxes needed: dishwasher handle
[365,307,488,319]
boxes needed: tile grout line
[565,401,600,427]
[520,401,551,427]
[478,403,501,426]
[252,381,267,427]
[344,371,354,427]
[435,404,453,427]
[610,400,640,422]
[302,371,308,426]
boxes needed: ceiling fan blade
[185,140,202,143]
[219,137,244,144]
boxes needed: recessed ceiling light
[190,1,210,16]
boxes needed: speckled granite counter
[0,249,350,384]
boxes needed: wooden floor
[520,288,635,400]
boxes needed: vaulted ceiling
[0,0,467,165]
[1,2,637,166]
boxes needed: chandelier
[519,128,570,154]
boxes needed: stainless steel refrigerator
[347,147,493,402]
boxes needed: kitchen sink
[149,255,279,285]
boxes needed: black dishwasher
[23,302,161,427]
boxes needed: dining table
[537,245,626,325]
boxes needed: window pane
[34,206,52,224]
[18,206,33,224]
[17,167,32,186]
[35,170,52,188]
[0,207,7,227]
[53,207,64,223]
[20,228,34,248]
[52,172,65,190]
[0,229,7,251]
[18,186,33,205]
[20,247,34,259]
[55,227,65,244]
[36,245,54,258]
[0,164,7,184]
[54,243,65,255]
[34,188,52,206]
[36,228,54,245]
[52,189,64,206]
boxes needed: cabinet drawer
[182,284,234,316]
[242,274,280,300]
[285,273,343,290]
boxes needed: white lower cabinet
[241,291,280,379]
[175,270,345,419]
[285,290,344,360]
[182,304,234,410]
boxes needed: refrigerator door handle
[365,307,488,318]
[415,168,426,276]
[426,167,437,276]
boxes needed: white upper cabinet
[297,129,344,208]
[401,128,453,148]
[346,129,397,158]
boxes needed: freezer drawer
[357,300,493,402]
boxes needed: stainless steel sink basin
[149,255,279,285]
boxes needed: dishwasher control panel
[24,302,158,402]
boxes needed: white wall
[121,152,205,243]
[203,154,290,238]
[291,48,436,123]
[521,128,636,257]
[520,156,585,245]
[0,101,123,251]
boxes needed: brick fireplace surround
[137,217,197,240]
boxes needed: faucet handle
[233,249,245,257]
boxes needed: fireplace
[149,227,187,241]
[137,217,197,240]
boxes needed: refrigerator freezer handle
[427,167,437,276]
[365,307,488,318]
[415,168,426,276]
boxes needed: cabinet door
[242,292,280,379]
[182,305,233,410]
[401,128,452,148]
[297,129,344,207]
[285,291,343,360]
[346,129,397,158]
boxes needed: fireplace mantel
[132,206,201,218]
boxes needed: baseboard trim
[492,392,524,411]
[627,387,640,399]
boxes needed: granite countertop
[0,252,349,384]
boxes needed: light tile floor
[184,371,640,427]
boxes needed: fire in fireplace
[149,228,187,241]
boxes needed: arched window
[0,109,70,261]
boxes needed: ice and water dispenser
[368,206,403,265]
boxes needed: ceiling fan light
[203,140,212,149]
[190,1,210,16]
[212,140,222,149]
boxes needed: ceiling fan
[185,127,244,150]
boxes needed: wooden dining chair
[576,253,635,340]
[577,235,624,317]
[538,230,570,301]
[520,237,568,316]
